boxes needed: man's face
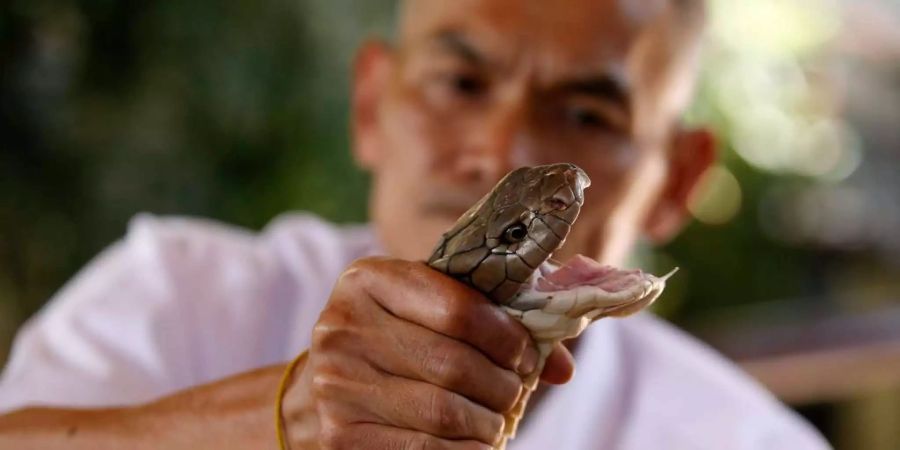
[354,0,712,264]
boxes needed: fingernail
[517,345,538,375]
[493,417,507,447]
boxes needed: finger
[337,372,505,444]
[320,422,492,450]
[365,311,523,413]
[345,258,539,375]
[312,349,504,443]
[540,341,575,385]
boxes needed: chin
[379,215,451,260]
[417,216,457,254]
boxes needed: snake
[427,163,675,449]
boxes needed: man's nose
[455,102,532,185]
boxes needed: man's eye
[443,73,486,97]
[566,107,609,129]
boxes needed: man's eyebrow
[430,30,484,65]
[560,75,631,111]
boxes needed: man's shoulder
[0,212,381,408]
[123,211,373,252]
[30,211,380,340]
[118,212,379,274]
[610,313,830,449]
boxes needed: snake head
[428,163,591,304]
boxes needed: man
[0,0,829,448]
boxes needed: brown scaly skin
[428,163,591,303]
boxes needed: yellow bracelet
[275,349,309,450]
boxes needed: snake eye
[503,223,528,243]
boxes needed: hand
[282,257,575,449]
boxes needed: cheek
[560,148,667,262]
[380,99,430,169]
[574,140,640,211]
[379,83,466,173]
[369,91,467,259]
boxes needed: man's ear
[352,40,393,170]
[643,127,717,243]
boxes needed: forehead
[399,0,672,78]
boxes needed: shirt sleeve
[0,214,289,412]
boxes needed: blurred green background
[2,0,899,448]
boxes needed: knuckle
[312,304,366,352]
[423,344,467,388]
[486,411,505,440]
[403,434,435,450]
[509,326,531,354]
[435,300,474,336]
[317,421,346,450]
[318,407,369,450]
[311,319,351,351]
[495,318,530,362]
[493,327,533,372]
[490,370,523,413]
[340,257,379,286]
[310,370,343,399]
[426,390,468,435]
[310,320,335,349]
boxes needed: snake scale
[427,163,674,449]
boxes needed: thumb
[539,342,575,384]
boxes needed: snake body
[427,163,674,449]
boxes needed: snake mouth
[506,255,677,322]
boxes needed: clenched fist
[280,257,575,449]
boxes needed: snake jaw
[504,256,675,340]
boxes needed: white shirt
[0,213,830,449]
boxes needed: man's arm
[0,258,575,449]
[0,363,286,450]
[0,215,299,448]
[0,214,307,412]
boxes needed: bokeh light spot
[688,165,743,225]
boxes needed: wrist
[278,351,319,449]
